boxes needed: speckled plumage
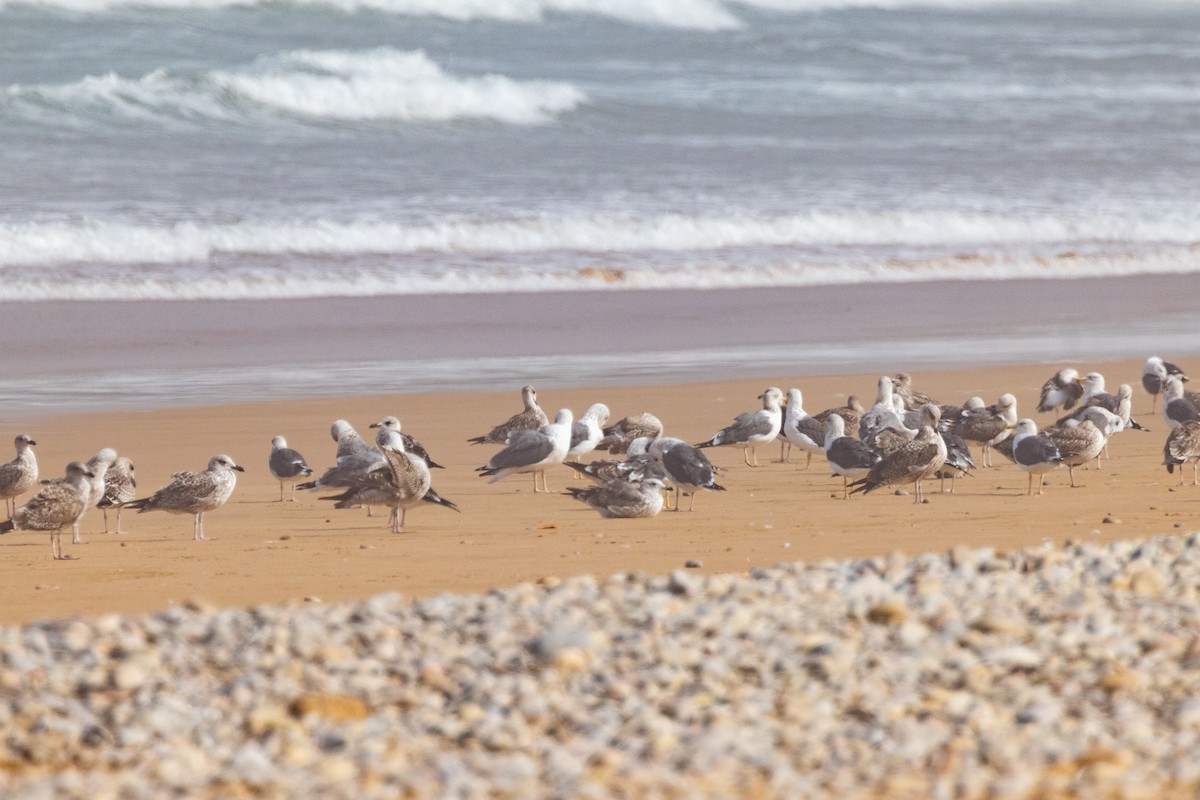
[127,455,243,541]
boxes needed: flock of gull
[3,357,1200,561]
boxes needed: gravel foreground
[5,535,1200,799]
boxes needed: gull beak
[233,465,246,472]
[368,422,380,429]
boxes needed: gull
[599,412,664,454]
[468,385,549,446]
[1164,420,1200,486]
[126,455,244,541]
[1070,382,1146,433]
[0,434,38,520]
[858,376,905,439]
[97,456,136,534]
[814,396,865,439]
[934,431,975,493]
[823,414,882,499]
[1043,419,1106,487]
[647,436,725,512]
[268,436,312,502]
[0,461,93,560]
[1161,376,1200,430]
[892,373,938,411]
[477,409,573,492]
[566,477,668,519]
[567,403,611,476]
[331,419,375,460]
[566,437,666,485]
[337,427,457,533]
[779,388,826,468]
[369,416,444,469]
[1011,419,1063,495]
[1036,367,1083,413]
[1143,356,1190,413]
[849,405,948,504]
[949,393,1017,467]
[695,387,784,467]
[42,448,117,545]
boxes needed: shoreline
[3,273,1199,419]
[0,356,1194,626]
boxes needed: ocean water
[3,0,1199,302]
[2,0,1199,415]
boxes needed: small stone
[1128,568,1166,596]
[866,600,909,626]
[280,534,292,541]
[304,596,321,603]
[1103,516,1121,524]
[34,584,59,591]
[684,559,703,569]
[290,694,369,722]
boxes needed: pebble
[2,535,1200,798]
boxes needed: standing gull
[1163,420,1200,486]
[949,393,1018,467]
[268,436,312,502]
[74,448,117,544]
[814,396,865,439]
[848,404,948,504]
[779,388,826,469]
[468,385,549,446]
[331,419,375,461]
[0,434,38,520]
[648,436,725,512]
[695,387,784,467]
[477,409,573,492]
[97,456,136,534]
[1043,419,1106,488]
[0,461,92,560]
[892,373,938,411]
[367,427,455,533]
[1143,356,1190,413]
[1036,368,1083,413]
[126,455,244,541]
[823,415,882,499]
[935,431,975,493]
[858,376,905,440]
[566,403,611,476]
[566,477,668,519]
[1161,376,1200,430]
[1011,419,1063,495]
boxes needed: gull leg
[102,507,111,534]
[805,452,813,470]
[1068,464,1077,488]
[51,531,58,560]
[72,520,83,545]
[1027,472,1034,496]
[780,440,789,463]
[842,476,850,500]
[688,491,697,512]
[670,487,680,512]
[1193,458,1199,486]
[278,482,285,502]
[195,511,211,541]
[291,482,298,501]
[115,506,126,535]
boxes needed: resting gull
[566,477,668,519]
[477,409,573,492]
[469,385,549,446]
[1036,368,1083,413]
[647,436,725,512]
[1071,382,1146,432]
[1143,356,1190,412]
[1043,419,1105,487]
[814,396,865,439]
[268,436,313,502]
[0,461,93,560]
[823,415,882,499]
[1161,376,1200,431]
[695,387,784,467]
[849,404,947,504]
[566,437,666,485]
[1011,419,1063,495]
[97,455,136,534]
[599,412,664,455]
[369,416,444,469]
[0,434,38,520]
[126,454,244,541]
[1163,420,1200,486]
[949,393,1017,467]
[779,388,826,469]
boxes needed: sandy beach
[1,354,1192,626]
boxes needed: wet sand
[0,355,1194,625]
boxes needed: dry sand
[0,356,1193,626]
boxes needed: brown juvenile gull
[0,433,38,520]
[468,384,549,446]
[1011,419,1063,495]
[566,437,666,486]
[823,415,882,499]
[949,393,1017,468]
[599,412,664,454]
[695,387,784,467]
[368,416,444,469]
[892,373,938,411]
[477,409,573,492]
[848,405,947,504]
[647,436,725,512]
[0,461,92,560]
[780,388,826,468]
[1043,419,1106,488]
[268,436,312,502]
[814,396,865,439]
[97,455,136,534]
[1036,367,1084,413]
[1144,356,1190,413]
[126,455,244,541]
[565,477,668,519]
[1163,420,1200,486]
[41,448,118,545]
